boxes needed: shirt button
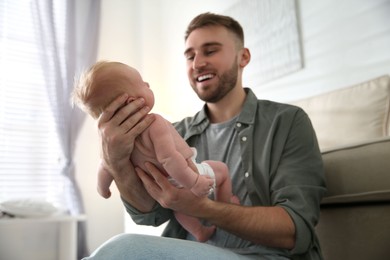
[236,122,242,128]
[241,136,247,142]
[245,172,249,178]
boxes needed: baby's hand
[97,162,113,199]
[190,175,214,197]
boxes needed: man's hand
[97,93,156,212]
[98,94,153,175]
[137,162,296,249]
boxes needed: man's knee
[83,233,259,260]
[84,233,147,259]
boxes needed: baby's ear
[126,97,136,104]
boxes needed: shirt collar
[190,87,258,127]
[237,88,258,126]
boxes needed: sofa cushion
[291,75,390,150]
[321,137,390,204]
[316,204,390,260]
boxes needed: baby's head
[72,61,154,119]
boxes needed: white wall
[75,0,390,253]
[260,0,390,102]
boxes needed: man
[85,12,326,259]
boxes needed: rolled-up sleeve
[269,109,327,254]
[122,198,173,227]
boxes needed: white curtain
[32,0,101,257]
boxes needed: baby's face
[92,63,155,112]
[117,64,155,110]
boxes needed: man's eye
[186,55,194,61]
[205,50,216,56]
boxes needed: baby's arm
[149,116,213,195]
[97,162,114,199]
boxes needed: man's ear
[239,48,251,68]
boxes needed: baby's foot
[191,175,214,197]
[230,195,240,205]
[194,225,216,242]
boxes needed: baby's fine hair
[72,60,123,119]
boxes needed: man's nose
[193,56,207,70]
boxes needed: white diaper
[195,161,216,194]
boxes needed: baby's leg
[202,161,239,204]
[97,164,114,198]
[174,211,216,242]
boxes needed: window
[1,1,73,210]
[0,1,100,257]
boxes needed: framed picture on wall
[224,0,303,86]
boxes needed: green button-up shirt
[124,88,326,259]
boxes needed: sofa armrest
[321,136,390,205]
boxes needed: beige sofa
[290,75,390,260]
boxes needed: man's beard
[192,59,238,103]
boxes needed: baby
[72,61,237,242]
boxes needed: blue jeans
[82,234,287,260]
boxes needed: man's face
[184,26,240,103]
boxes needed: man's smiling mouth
[197,73,215,82]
